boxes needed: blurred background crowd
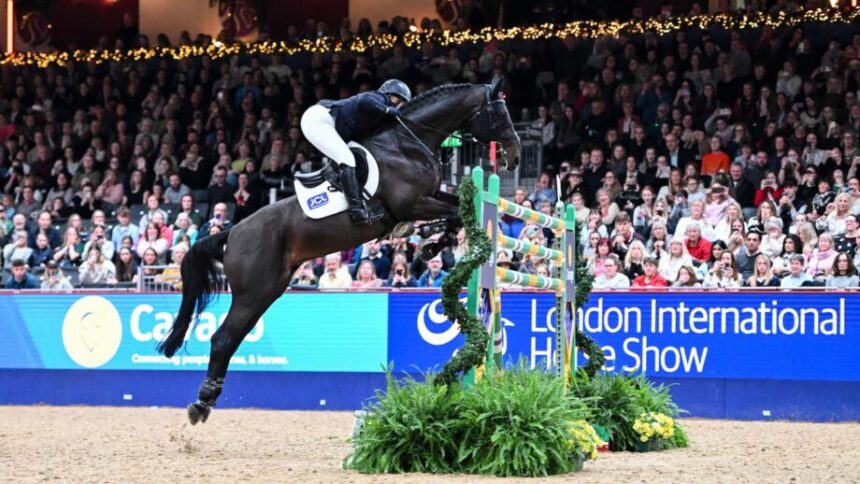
[2,0,860,290]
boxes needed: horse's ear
[490,75,504,99]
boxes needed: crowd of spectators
[2,2,860,290]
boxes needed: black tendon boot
[187,377,223,425]
[340,165,383,224]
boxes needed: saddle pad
[294,141,380,219]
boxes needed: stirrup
[392,222,415,238]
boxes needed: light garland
[2,7,859,68]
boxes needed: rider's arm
[358,92,396,116]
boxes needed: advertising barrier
[0,293,388,372]
[0,290,858,420]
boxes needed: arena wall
[0,291,858,421]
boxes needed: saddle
[295,147,371,190]
[293,142,382,220]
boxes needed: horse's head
[466,76,521,171]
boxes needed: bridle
[394,84,514,163]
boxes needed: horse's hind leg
[188,283,287,424]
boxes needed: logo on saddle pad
[294,142,380,220]
[307,192,329,209]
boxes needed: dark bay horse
[157,76,521,424]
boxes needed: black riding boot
[340,165,382,224]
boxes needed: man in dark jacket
[300,79,411,224]
[728,162,756,213]
[4,259,40,289]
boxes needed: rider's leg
[300,105,382,224]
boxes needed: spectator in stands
[40,260,72,290]
[137,223,170,264]
[417,253,447,288]
[672,265,701,288]
[4,259,39,289]
[156,243,187,290]
[115,247,138,283]
[703,250,742,289]
[172,195,202,229]
[138,194,168,232]
[78,245,117,286]
[15,185,41,220]
[53,227,83,270]
[806,233,837,280]
[610,213,644,257]
[207,166,234,207]
[781,254,812,288]
[172,212,198,247]
[684,222,712,263]
[594,255,630,289]
[289,261,319,289]
[761,217,786,257]
[200,202,233,234]
[111,207,140,250]
[745,255,780,287]
[826,253,860,288]
[317,253,353,289]
[735,228,763,279]
[818,193,853,236]
[701,136,730,179]
[632,257,668,288]
[623,240,647,280]
[500,187,527,238]
[3,230,32,269]
[674,200,714,240]
[95,170,124,209]
[835,214,859,254]
[137,248,162,282]
[659,236,694,283]
[30,233,53,267]
[529,172,557,206]
[386,260,417,288]
[164,173,192,204]
[352,260,383,288]
[595,188,620,227]
[83,225,115,262]
[42,171,74,210]
[29,211,60,249]
[587,237,612,278]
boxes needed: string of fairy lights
[2,7,859,68]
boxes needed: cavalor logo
[417,298,462,345]
[62,296,122,368]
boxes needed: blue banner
[387,291,860,382]
[387,292,560,372]
[1,291,857,382]
[0,293,388,372]
[580,292,858,381]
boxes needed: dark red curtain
[266,0,348,38]
[49,0,139,50]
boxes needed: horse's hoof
[392,222,414,238]
[187,402,210,425]
[420,243,439,262]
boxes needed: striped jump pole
[466,161,577,386]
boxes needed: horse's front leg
[397,194,464,260]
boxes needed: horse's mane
[402,83,477,114]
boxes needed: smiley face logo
[62,296,122,368]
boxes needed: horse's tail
[157,230,231,358]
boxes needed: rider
[300,79,412,224]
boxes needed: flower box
[633,438,664,452]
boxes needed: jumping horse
[157,76,521,424]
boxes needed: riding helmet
[378,79,412,102]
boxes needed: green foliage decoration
[435,177,492,386]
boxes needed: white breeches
[300,104,356,167]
